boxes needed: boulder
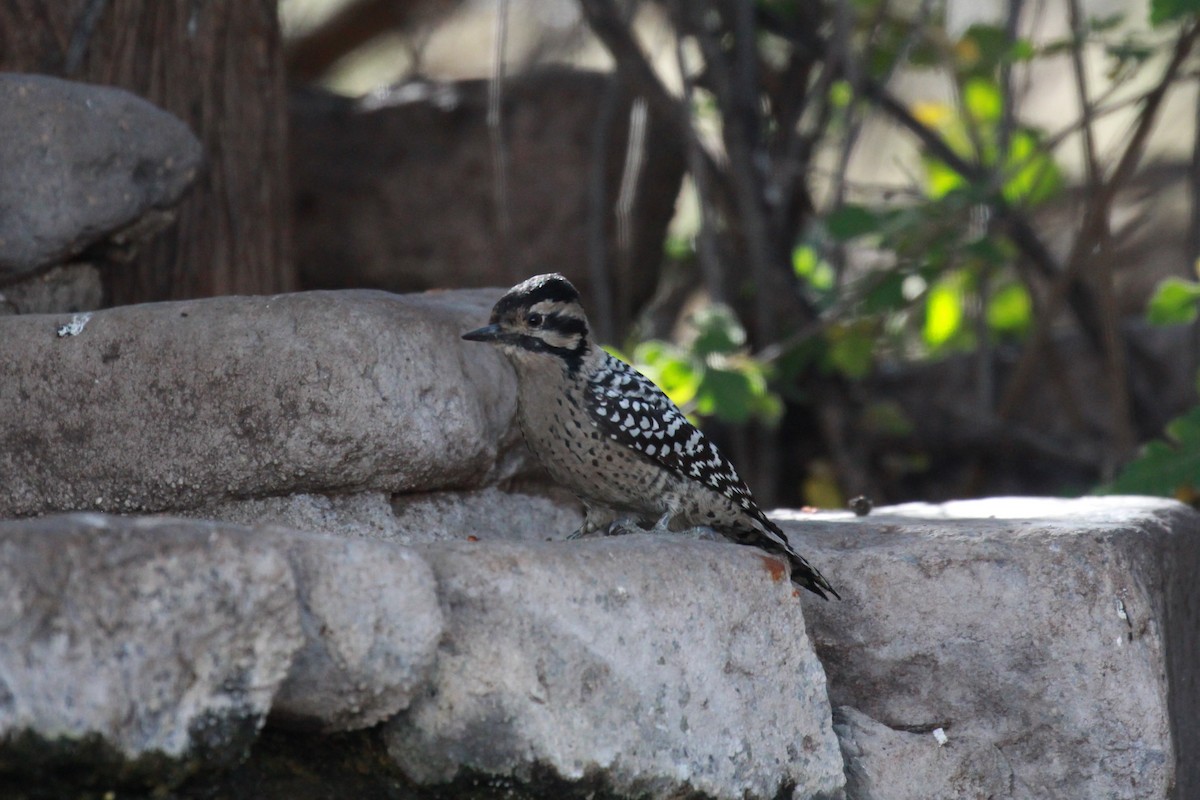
[0,288,527,517]
[780,496,1200,800]
[267,529,443,732]
[0,74,202,278]
[0,264,103,315]
[384,534,845,800]
[0,514,303,786]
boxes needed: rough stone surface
[0,514,303,767]
[0,264,103,315]
[834,706,1012,800]
[384,534,844,800]
[779,496,1200,800]
[0,288,526,517]
[0,73,202,278]
[267,530,444,732]
[194,487,582,546]
[389,486,583,544]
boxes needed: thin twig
[996,21,1200,422]
[668,2,725,302]
[587,74,623,344]
[64,0,108,75]
[487,0,513,278]
[687,4,784,343]
[614,97,649,327]
[1066,0,1133,469]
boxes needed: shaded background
[5,0,1200,509]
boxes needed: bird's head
[463,273,592,369]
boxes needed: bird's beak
[462,323,504,343]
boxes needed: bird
[462,273,838,599]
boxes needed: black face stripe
[542,312,587,338]
[512,333,586,372]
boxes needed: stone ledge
[2,497,1197,800]
[781,495,1200,800]
[385,535,845,800]
[0,289,527,518]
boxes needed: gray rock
[0,74,202,277]
[0,264,103,315]
[191,486,582,546]
[193,491,406,541]
[834,706,1012,800]
[267,530,443,732]
[384,534,845,800]
[0,288,526,517]
[388,486,583,544]
[780,496,1200,800]
[0,514,303,769]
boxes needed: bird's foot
[568,516,642,539]
[601,517,643,537]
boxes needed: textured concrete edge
[0,514,451,789]
[1155,501,1200,800]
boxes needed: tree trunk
[0,0,294,304]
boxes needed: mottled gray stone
[385,534,844,800]
[781,496,1200,800]
[388,486,583,545]
[0,514,303,764]
[268,530,443,732]
[192,486,582,546]
[0,74,201,277]
[0,264,102,315]
[0,288,525,517]
[834,706,1013,800]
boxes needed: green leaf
[1147,277,1200,325]
[1105,405,1200,495]
[987,282,1033,334]
[958,24,1009,73]
[1001,130,1062,205]
[631,341,701,408]
[664,234,694,261]
[689,305,747,356]
[829,79,853,108]
[695,368,754,424]
[923,274,966,348]
[826,323,875,379]
[793,245,836,291]
[862,272,907,314]
[826,204,881,240]
[963,77,1002,123]
[922,158,968,200]
[1151,0,1200,25]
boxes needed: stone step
[780,496,1200,800]
[0,289,528,518]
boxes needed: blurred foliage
[619,0,1198,504]
[613,305,783,426]
[1105,275,1200,498]
[1105,403,1200,498]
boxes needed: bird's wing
[584,353,762,517]
[586,354,840,600]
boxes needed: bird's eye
[526,312,544,328]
